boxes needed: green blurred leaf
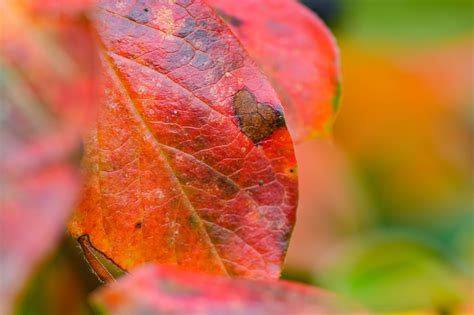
[452,213,474,277]
[318,230,467,312]
[341,0,473,44]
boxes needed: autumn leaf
[68,0,298,280]
[0,1,98,312]
[91,264,366,315]
[208,0,341,142]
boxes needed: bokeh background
[14,0,473,314]
[284,0,473,313]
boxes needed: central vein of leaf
[100,50,231,276]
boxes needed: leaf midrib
[101,50,231,276]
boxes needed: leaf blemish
[188,214,199,229]
[233,88,285,143]
[215,8,243,27]
[127,1,152,23]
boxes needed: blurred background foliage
[15,0,473,314]
[286,0,473,313]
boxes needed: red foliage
[1,0,346,312]
[92,264,365,315]
[68,0,298,280]
[208,0,341,142]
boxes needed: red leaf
[68,0,298,280]
[0,1,98,312]
[208,0,341,142]
[92,264,367,315]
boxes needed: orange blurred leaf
[334,41,471,219]
[285,140,369,271]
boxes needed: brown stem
[78,235,115,283]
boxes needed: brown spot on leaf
[286,166,298,177]
[126,0,152,24]
[212,172,240,197]
[215,8,243,27]
[135,222,142,229]
[233,88,285,143]
[188,213,199,229]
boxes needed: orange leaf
[0,1,98,312]
[208,0,341,142]
[68,0,298,280]
[19,0,97,15]
[92,264,367,315]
